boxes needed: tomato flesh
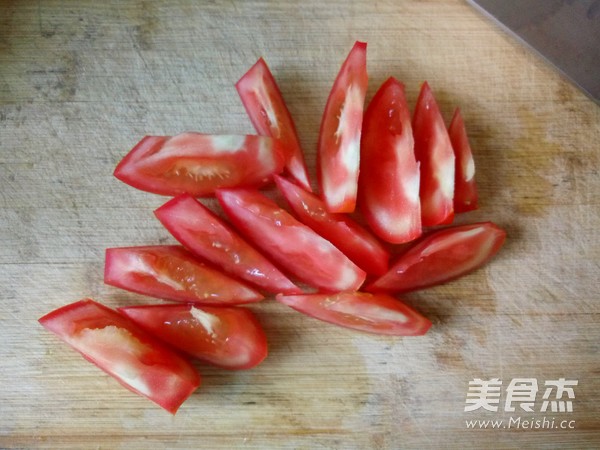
[366,222,506,293]
[104,245,263,305]
[114,133,285,196]
[154,194,301,295]
[358,77,422,244]
[317,41,368,213]
[275,175,389,276]
[39,299,200,414]
[236,58,312,192]
[276,292,431,336]
[412,82,455,226]
[216,188,367,292]
[448,107,478,213]
[119,304,268,370]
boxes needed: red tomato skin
[366,222,506,293]
[274,175,390,276]
[39,299,200,414]
[276,292,431,336]
[114,133,285,197]
[358,77,422,244]
[448,108,478,213]
[236,57,312,192]
[104,246,264,305]
[412,82,455,226]
[154,194,301,295]
[119,304,268,370]
[216,188,367,292]
[317,41,368,213]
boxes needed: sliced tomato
[366,222,506,293]
[274,175,389,276]
[236,57,312,192]
[119,304,268,370]
[39,299,200,414]
[276,292,431,336]
[216,188,366,292]
[104,245,263,305]
[448,108,478,213]
[317,41,368,213]
[114,133,285,196]
[412,82,455,226]
[154,194,301,295]
[358,77,422,244]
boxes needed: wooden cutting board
[1,0,598,448]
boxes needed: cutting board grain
[1,0,599,448]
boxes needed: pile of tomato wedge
[39,41,506,414]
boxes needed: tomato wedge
[119,304,268,370]
[216,188,367,292]
[104,246,263,305]
[274,175,389,276]
[236,57,312,192]
[276,292,431,336]
[358,77,422,244]
[366,222,506,293]
[448,108,478,213]
[114,133,285,196]
[412,82,455,226]
[317,41,368,213]
[154,194,301,295]
[39,299,200,414]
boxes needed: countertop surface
[1,1,599,448]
